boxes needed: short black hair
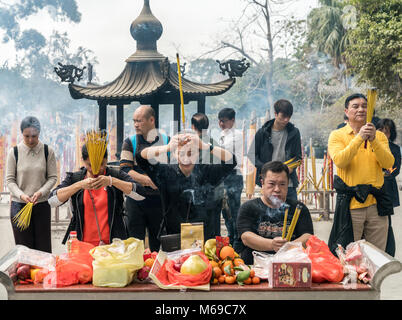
[20,116,41,133]
[82,144,108,161]
[191,113,209,132]
[376,118,397,142]
[274,99,293,117]
[218,108,236,120]
[345,93,367,109]
[260,161,290,181]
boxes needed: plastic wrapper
[306,235,344,283]
[336,240,375,288]
[149,248,211,291]
[252,251,273,280]
[0,245,56,284]
[268,242,312,288]
[89,237,144,287]
[43,240,95,288]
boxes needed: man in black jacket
[247,99,302,200]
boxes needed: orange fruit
[249,269,255,278]
[209,260,219,268]
[221,260,234,276]
[144,258,155,268]
[233,258,245,266]
[212,278,218,284]
[224,275,236,284]
[252,276,261,284]
[218,275,225,284]
[220,246,235,260]
[213,267,222,279]
[243,277,252,285]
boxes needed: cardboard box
[272,262,311,288]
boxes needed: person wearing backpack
[119,105,169,252]
[6,116,58,253]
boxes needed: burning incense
[282,207,289,239]
[85,129,108,176]
[245,112,257,198]
[285,204,302,241]
[364,88,378,148]
[12,202,33,231]
[176,53,186,129]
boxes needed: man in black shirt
[119,105,169,252]
[237,161,313,265]
[137,132,236,240]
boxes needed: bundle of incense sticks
[364,88,378,148]
[85,129,108,176]
[12,202,33,231]
[283,157,301,170]
[283,204,303,241]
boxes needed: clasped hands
[168,133,209,152]
[358,123,376,142]
[80,175,111,190]
[20,191,42,204]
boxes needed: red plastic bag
[305,236,344,283]
[155,251,212,287]
[43,240,95,288]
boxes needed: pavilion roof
[68,60,235,101]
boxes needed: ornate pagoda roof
[68,0,235,102]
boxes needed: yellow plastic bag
[89,238,144,287]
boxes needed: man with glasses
[237,161,313,265]
[119,105,169,252]
[218,108,244,251]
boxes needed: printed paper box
[272,262,311,288]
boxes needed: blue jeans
[222,173,243,252]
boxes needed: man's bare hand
[272,236,288,252]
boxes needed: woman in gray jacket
[6,116,58,253]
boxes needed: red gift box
[272,262,311,288]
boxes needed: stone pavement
[1,187,402,300]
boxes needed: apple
[173,263,182,272]
[17,265,31,280]
[180,255,208,275]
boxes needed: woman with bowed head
[6,116,58,253]
[48,143,147,246]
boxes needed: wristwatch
[208,143,214,152]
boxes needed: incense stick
[176,53,186,129]
[85,129,108,176]
[286,205,302,241]
[282,208,289,239]
[364,88,377,148]
[12,202,33,231]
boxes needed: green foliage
[346,0,402,109]
[306,0,351,68]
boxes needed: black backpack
[14,144,49,165]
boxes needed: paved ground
[0,185,401,300]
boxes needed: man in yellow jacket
[328,93,394,251]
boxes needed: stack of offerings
[149,223,212,290]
